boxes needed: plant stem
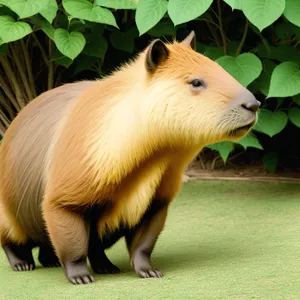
[48,39,54,90]
[33,32,49,67]
[217,0,227,55]
[10,44,32,102]
[236,19,249,56]
[205,21,222,48]
[0,110,10,128]
[0,54,24,109]
[21,39,37,99]
[0,72,20,112]
[0,122,6,136]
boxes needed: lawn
[1,181,300,300]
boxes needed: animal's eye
[190,79,204,88]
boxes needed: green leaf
[1,0,49,19]
[30,16,55,40]
[274,22,295,40]
[223,0,243,10]
[148,22,176,37]
[0,44,8,54]
[196,43,224,60]
[253,109,288,137]
[288,107,300,128]
[263,152,278,173]
[135,0,168,36]
[63,0,119,28]
[216,53,262,87]
[83,32,108,59]
[268,62,300,98]
[168,0,213,26]
[0,16,32,43]
[293,94,300,106]
[242,0,285,31]
[52,47,73,68]
[39,0,58,24]
[74,53,98,75]
[284,0,300,28]
[54,29,86,60]
[237,134,263,150]
[110,29,137,53]
[95,0,138,9]
[251,59,277,96]
[206,142,234,164]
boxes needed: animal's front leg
[43,201,94,285]
[126,201,168,278]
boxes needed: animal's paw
[43,261,61,268]
[93,264,120,274]
[69,274,95,285]
[13,261,35,271]
[137,269,163,278]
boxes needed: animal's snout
[234,90,261,113]
[241,99,261,113]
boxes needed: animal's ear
[145,39,169,72]
[181,30,196,50]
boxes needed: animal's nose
[236,90,261,113]
[241,100,261,112]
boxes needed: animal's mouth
[228,120,256,136]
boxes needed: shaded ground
[1,181,300,299]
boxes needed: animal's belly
[97,160,168,238]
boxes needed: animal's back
[0,81,95,242]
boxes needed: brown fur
[0,32,259,284]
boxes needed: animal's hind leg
[1,233,35,271]
[88,224,120,274]
[38,244,61,268]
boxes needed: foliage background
[0,0,300,173]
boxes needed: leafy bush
[0,0,300,172]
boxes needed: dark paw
[13,261,35,271]
[93,264,120,274]
[69,274,95,285]
[42,261,61,268]
[137,269,163,278]
[40,256,61,268]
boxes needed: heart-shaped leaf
[148,22,176,37]
[136,0,168,36]
[206,141,234,164]
[110,29,138,53]
[242,0,285,31]
[52,47,73,68]
[288,107,300,128]
[250,59,277,96]
[263,152,278,173]
[54,29,86,60]
[293,94,300,106]
[0,44,8,55]
[83,32,108,59]
[237,134,263,150]
[40,0,58,24]
[268,62,300,98]
[253,109,288,137]
[95,0,138,9]
[63,0,118,28]
[224,0,243,10]
[1,0,49,18]
[197,43,224,60]
[30,16,55,40]
[216,53,262,87]
[284,0,300,28]
[0,16,32,43]
[168,0,213,26]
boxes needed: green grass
[1,181,300,300]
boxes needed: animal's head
[140,31,260,148]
